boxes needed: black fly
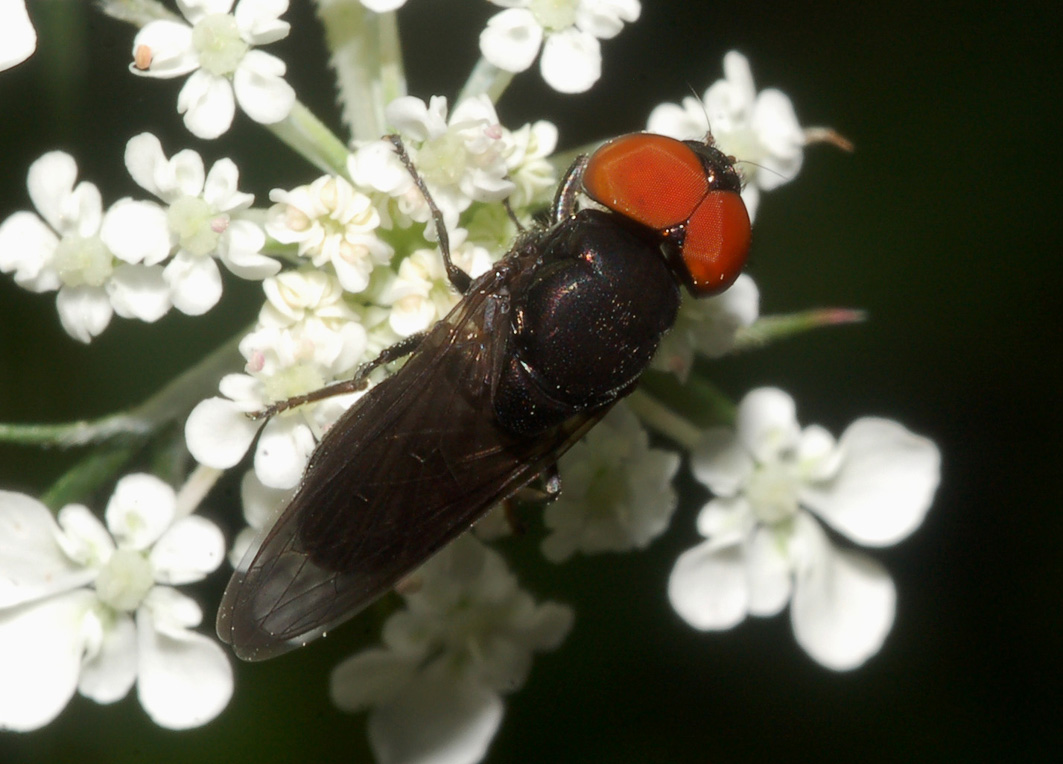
[217,132,750,660]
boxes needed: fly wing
[217,271,606,661]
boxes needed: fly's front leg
[249,331,428,420]
[386,134,473,295]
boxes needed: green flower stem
[735,308,867,350]
[175,464,224,519]
[458,58,514,105]
[625,389,702,451]
[316,1,407,143]
[267,100,352,177]
[639,371,737,431]
[0,331,243,448]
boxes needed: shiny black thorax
[493,208,681,436]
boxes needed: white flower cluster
[480,0,642,93]
[0,2,944,760]
[0,474,231,731]
[330,535,573,764]
[0,134,274,342]
[187,94,559,494]
[669,388,941,670]
[129,0,295,139]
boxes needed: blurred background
[1,1,1059,761]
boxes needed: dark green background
[2,1,1059,761]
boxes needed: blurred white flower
[124,132,276,314]
[668,387,941,670]
[129,0,295,139]
[350,95,515,231]
[185,269,368,489]
[479,0,640,93]
[542,404,680,563]
[0,0,35,71]
[0,475,231,731]
[266,175,393,294]
[330,535,572,764]
[500,119,559,209]
[375,229,494,337]
[652,273,760,381]
[0,151,171,342]
[648,50,806,221]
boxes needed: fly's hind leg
[249,331,428,420]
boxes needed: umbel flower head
[129,0,295,139]
[668,388,941,670]
[0,475,232,731]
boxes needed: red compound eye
[582,132,752,296]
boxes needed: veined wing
[217,267,607,661]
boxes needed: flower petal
[185,397,261,468]
[0,491,94,607]
[802,418,941,546]
[0,0,36,71]
[0,211,61,292]
[150,516,226,584]
[105,474,178,550]
[0,590,96,731]
[56,285,113,343]
[668,538,749,630]
[253,417,316,489]
[367,673,504,764]
[234,0,291,45]
[745,526,792,616]
[26,151,81,233]
[232,50,294,125]
[100,199,171,265]
[539,28,600,93]
[129,20,198,78]
[164,251,223,315]
[479,9,542,73]
[136,606,233,729]
[178,70,236,140]
[736,387,801,464]
[689,427,753,497]
[330,648,418,712]
[107,264,172,322]
[790,515,896,670]
[78,611,137,704]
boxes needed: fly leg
[249,331,427,420]
[500,463,563,535]
[385,134,473,295]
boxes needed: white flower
[124,132,276,314]
[376,230,494,337]
[479,0,640,93]
[541,404,680,563]
[0,151,171,342]
[647,51,805,221]
[330,535,572,764]
[501,120,559,209]
[129,0,295,139]
[350,95,515,232]
[0,0,35,71]
[185,269,368,489]
[0,475,231,731]
[266,175,393,294]
[652,273,760,381]
[668,387,941,670]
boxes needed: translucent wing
[217,267,608,661]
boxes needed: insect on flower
[216,132,753,660]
